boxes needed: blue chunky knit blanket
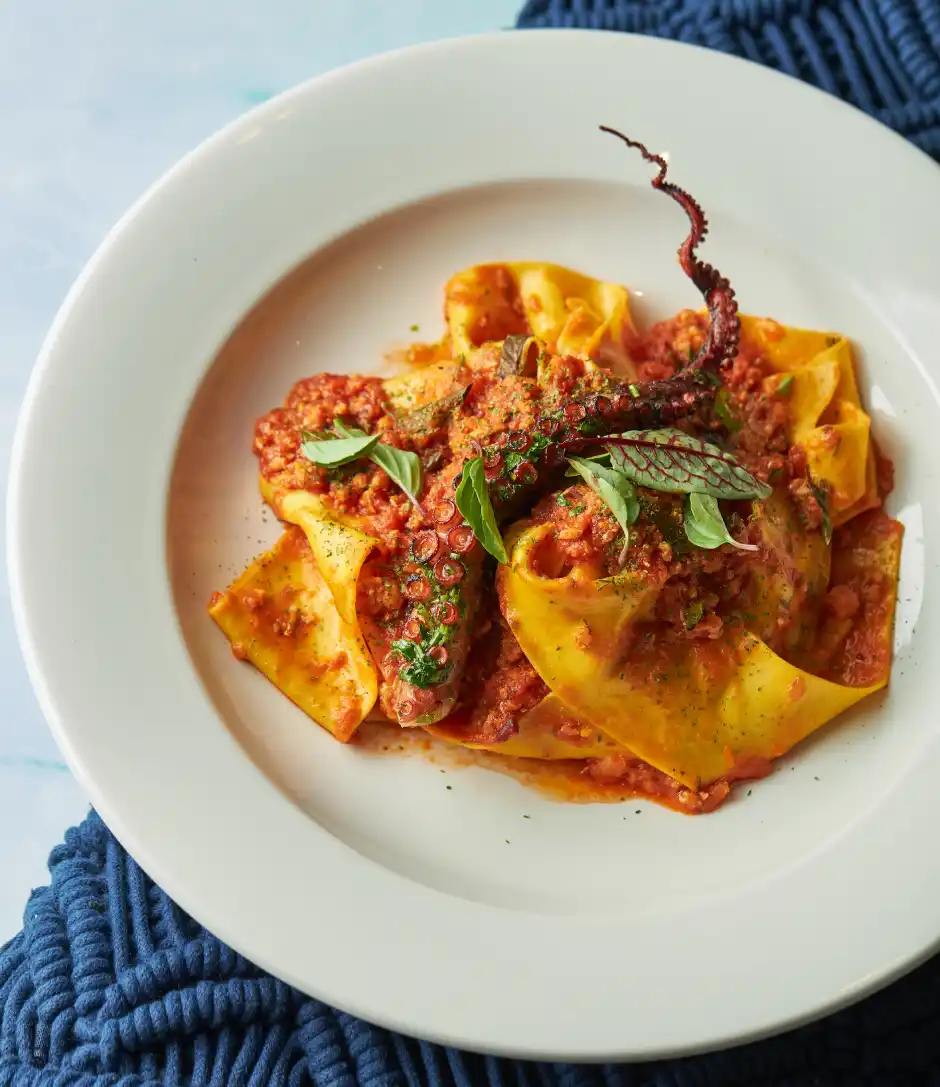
[4,3,940,1084]
[517,0,940,160]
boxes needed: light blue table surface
[0,0,520,941]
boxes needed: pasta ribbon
[209,527,378,741]
[428,693,627,760]
[741,317,878,525]
[444,262,635,374]
[500,519,888,788]
[277,490,378,626]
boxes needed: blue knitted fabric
[5,813,940,1086]
[4,4,940,1084]
[517,0,940,160]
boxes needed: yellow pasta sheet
[428,693,626,760]
[499,518,888,788]
[444,262,635,374]
[741,316,878,526]
[209,526,378,742]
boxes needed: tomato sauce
[243,294,899,814]
[353,720,735,813]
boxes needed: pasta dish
[209,129,902,813]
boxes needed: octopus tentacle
[598,126,740,376]
[390,131,742,727]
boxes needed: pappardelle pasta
[209,131,901,813]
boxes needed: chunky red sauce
[248,303,897,813]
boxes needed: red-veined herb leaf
[604,429,772,500]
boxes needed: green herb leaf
[301,429,379,467]
[714,389,742,433]
[776,374,794,397]
[807,474,833,545]
[564,452,611,477]
[683,492,758,551]
[499,334,538,378]
[455,457,508,564]
[395,385,470,436]
[683,601,704,630]
[391,626,447,688]
[373,444,423,506]
[567,455,640,563]
[606,429,772,500]
[334,419,424,509]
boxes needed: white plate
[8,29,940,1061]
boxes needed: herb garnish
[564,451,611,477]
[300,429,378,467]
[455,457,508,564]
[683,601,704,630]
[713,389,742,433]
[567,455,640,564]
[396,385,470,436]
[807,474,833,544]
[498,334,538,378]
[603,429,772,500]
[683,492,758,551]
[334,420,423,509]
[303,420,424,512]
[391,625,447,687]
[776,374,794,397]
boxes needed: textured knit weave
[517,0,940,160]
[4,812,940,1086]
[4,3,940,1084]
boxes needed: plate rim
[8,28,940,1061]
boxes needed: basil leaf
[499,334,538,378]
[606,429,772,500]
[683,492,757,552]
[333,419,423,508]
[564,452,611,477]
[301,429,379,467]
[455,457,508,564]
[567,455,640,562]
[370,443,423,506]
